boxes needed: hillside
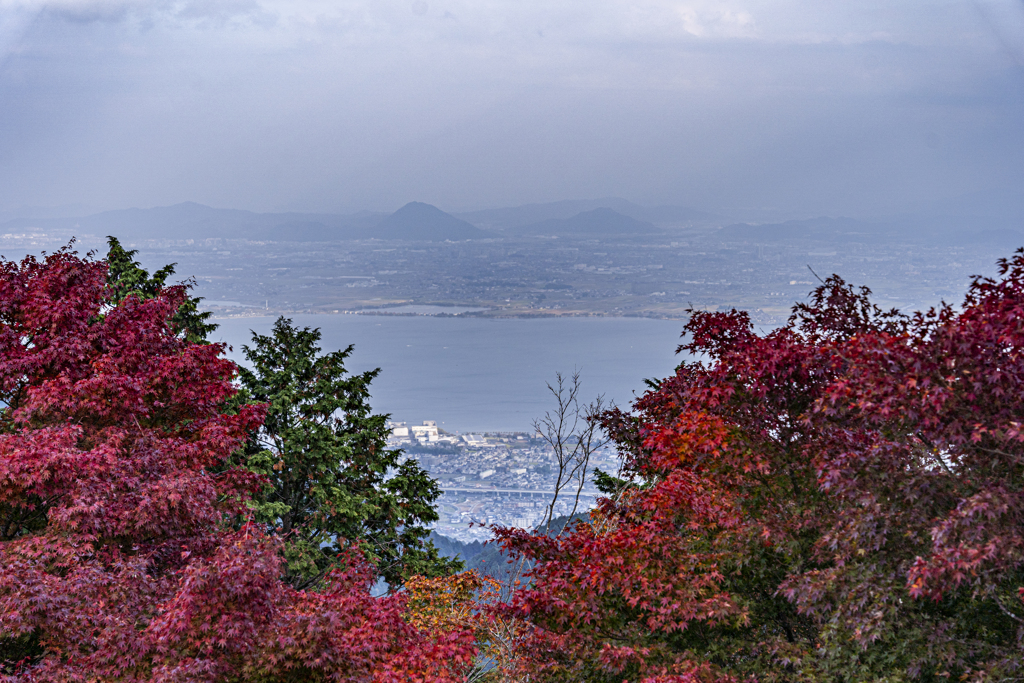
[432,514,588,586]
[373,202,489,241]
[457,198,720,231]
[0,201,493,243]
[0,202,381,242]
[428,531,485,564]
[517,207,660,237]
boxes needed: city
[388,419,621,543]
[1,203,1014,329]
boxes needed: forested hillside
[432,515,585,587]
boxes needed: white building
[411,421,439,440]
[463,434,487,446]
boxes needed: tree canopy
[9,239,1024,682]
[493,250,1024,681]
[105,236,217,343]
[0,246,474,681]
[235,317,459,588]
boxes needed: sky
[0,0,1021,218]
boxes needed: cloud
[0,0,999,48]
[2,0,161,23]
[971,0,1024,69]
[672,3,756,38]
[0,0,1019,215]
[0,0,273,25]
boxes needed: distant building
[411,421,439,440]
[479,469,496,479]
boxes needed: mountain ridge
[456,198,722,230]
[373,202,488,241]
[0,201,490,242]
[518,207,661,236]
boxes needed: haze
[0,0,1022,220]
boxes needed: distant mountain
[431,515,588,585]
[517,208,660,237]
[83,202,262,239]
[713,213,1024,246]
[873,212,1024,245]
[2,199,726,243]
[714,216,883,242]
[373,202,488,241]
[0,201,491,243]
[456,198,722,231]
[0,202,381,242]
[637,204,724,226]
[428,532,485,564]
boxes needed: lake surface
[211,315,685,433]
[355,305,490,315]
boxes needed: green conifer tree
[236,317,460,589]
[105,236,216,343]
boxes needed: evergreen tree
[236,317,460,589]
[105,236,216,343]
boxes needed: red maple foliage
[0,247,475,682]
[494,251,1024,681]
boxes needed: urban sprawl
[389,420,620,542]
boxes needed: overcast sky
[0,0,1021,218]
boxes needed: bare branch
[530,370,612,539]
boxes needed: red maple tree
[0,247,475,682]
[494,251,1024,681]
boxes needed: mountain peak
[375,203,487,241]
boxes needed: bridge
[440,487,600,497]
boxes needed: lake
[211,315,686,433]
